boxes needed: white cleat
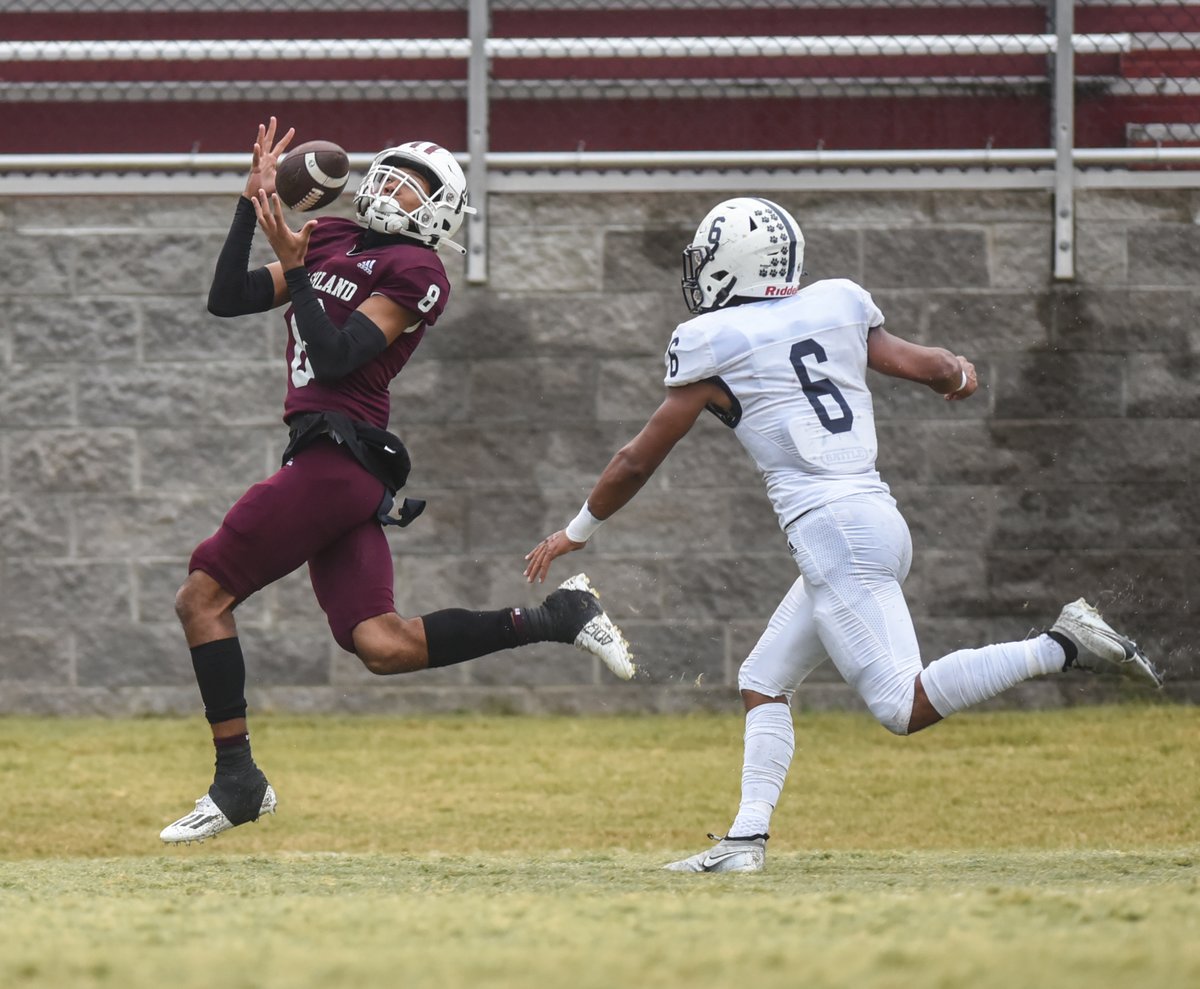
[160,785,277,845]
[1051,598,1163,688]
[558,573,636,680]
[663,834,767,873]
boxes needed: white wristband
[564,502,604,543]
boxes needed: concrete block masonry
[0,188,1195,714]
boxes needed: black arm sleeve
[284,266,390,382]
[207,196,277,317]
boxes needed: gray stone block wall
[0,186,1196,717]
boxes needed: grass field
[0,706,1196,988]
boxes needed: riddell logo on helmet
[764,285,799,297]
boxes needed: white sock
[921,634,1067,718]
[727,702,795,838]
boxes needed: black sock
[190,637,248,724]
[422,608,521,667]
[208,733,267,824]
[214,732,256,777]
[516,587,600,644]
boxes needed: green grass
[0,707,1197,988]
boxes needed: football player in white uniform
[524,197,1162,873]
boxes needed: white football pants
[739,492,922,735]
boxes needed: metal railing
[0,33,1137,59]
[1,0,1198,282]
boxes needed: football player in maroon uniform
[161,118,634,844]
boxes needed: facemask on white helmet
[353,141,476,254]
[681,197,804,314]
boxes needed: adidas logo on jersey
[357,259,376,275]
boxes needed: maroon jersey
[282,217,450,428]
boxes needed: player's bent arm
[207,197,287,317]
[525,380,726,582]
[866,325,975,398]
[583,380,724,520]
[282,271,420,382]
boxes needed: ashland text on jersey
[283,218,451,429]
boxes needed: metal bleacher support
[1053,0,1077,280]
[2,1,1200,283]
[466,0,490,285]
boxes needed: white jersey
[664,278,892,528]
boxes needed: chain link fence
[488,0,1057,155]
[1075,0,1200,147]
[0,0,1197,159]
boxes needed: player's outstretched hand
[524,530,585,584]
[251,190,316,270]
[244,116,295,200]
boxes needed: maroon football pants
[189,437,393,652]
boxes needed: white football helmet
[353,141,475,253]
[681,197,804,314]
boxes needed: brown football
[275,140,350,212]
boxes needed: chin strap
[430,234,469,255]
[363,203,477,255]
